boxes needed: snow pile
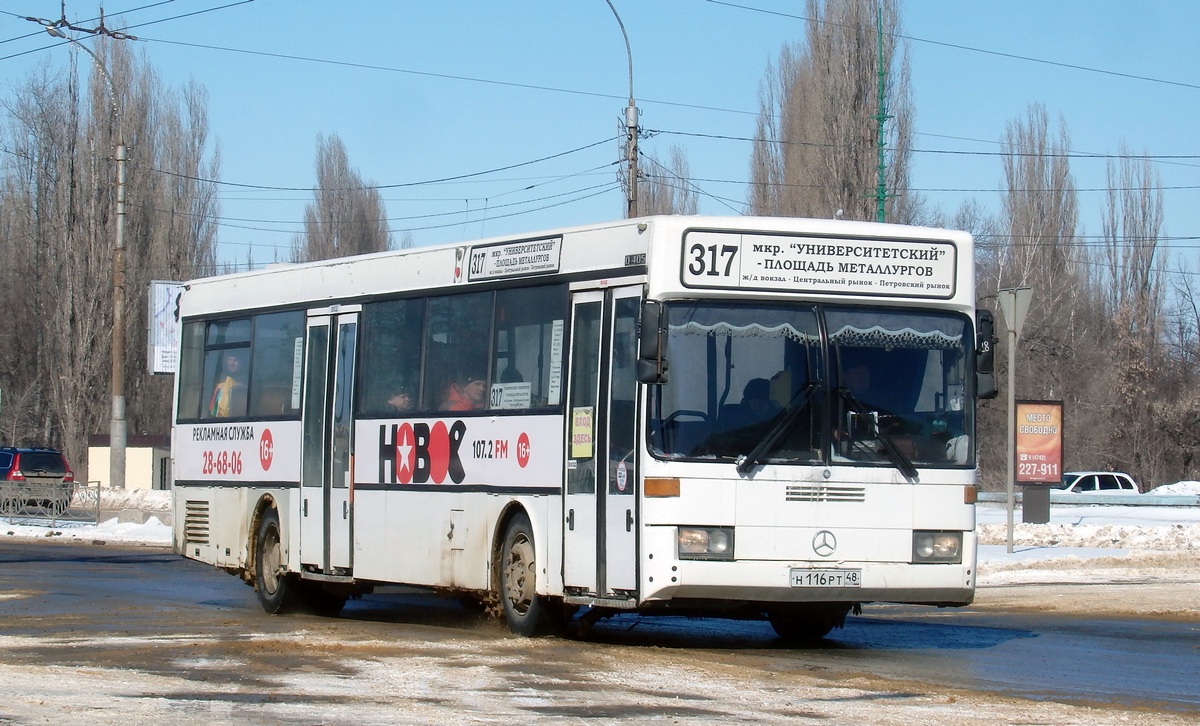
[977,521,1200,550]
[1148,480,1200,495]
[0,515,171,545]
[97,487,171,511]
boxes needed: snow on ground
[0,488,171,545]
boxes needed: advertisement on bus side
[363,415,563,488]
[176,421,302,483]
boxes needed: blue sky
[3,1,1199,273]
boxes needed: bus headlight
[678,527,735,560]
[912,531,962,563]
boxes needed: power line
[202,182,622,239]
[135,35,757,119]
[704,0,1200,92]
[149,137,616,191]
[137,179,619,227]
[641,171,1200,195]
[0,1,253,61]
[647,128,1200,160]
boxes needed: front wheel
[254,508,301,614]
[768,604,852,644]
[499,512,550,636]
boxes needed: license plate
[790,568,862,588]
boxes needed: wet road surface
[0,540,1195,724]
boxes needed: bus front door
[563,286,640,599]
[300,309,359,576]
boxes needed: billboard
[1015,400,1064,484]
[147,281,184,375]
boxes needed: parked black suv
[0,447,75,515]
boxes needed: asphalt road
[0,540,1196,725]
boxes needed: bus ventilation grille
[184,500,211,544]
[785,485,866,503]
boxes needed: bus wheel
[254,508,299,614]
[499,512,547,636]
[767,604,850,644]
[297,582,347,617]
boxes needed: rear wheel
[767,604,851,644]
[499,512,550,636]
[254,508,301,614]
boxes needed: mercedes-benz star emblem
[812,530,837,557]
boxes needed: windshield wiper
[736,382,818,475]
[838,390,919,481]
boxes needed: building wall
[87,446,171,490]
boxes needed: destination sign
[681,231,958,299]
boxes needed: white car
[1058,471,1140,494]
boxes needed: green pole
[873,2,890,223]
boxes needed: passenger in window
[387,387,414,413]
[209,354,246,418]
[442,371,487,411]
[741,378,781,422]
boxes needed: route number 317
[687,243,738,277]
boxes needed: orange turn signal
[964,486,979,504]
[644,477,681,497]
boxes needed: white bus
[172,215,996,641]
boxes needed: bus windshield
[647,302,973,470]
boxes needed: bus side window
[425,292,493,412]
[359,298,425,415]
[200,318,251,420]
[175,321,206,420]
[492,285,566,410]
[248,310,304,418]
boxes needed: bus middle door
[300,307,359,576]
[563,286,640,599]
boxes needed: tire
[768,604,851,644]
[498,512,550,636]
[254,508,301,614]
[297,581,348,617]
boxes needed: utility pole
[605,0,638,218]
[871,2,891,223]
[31,7,136,488]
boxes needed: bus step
[563,595,637,609]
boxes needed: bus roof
[180,215,973,318]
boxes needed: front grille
[785,484,866,503]
[184,500,210,544]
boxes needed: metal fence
[0,480,101,526]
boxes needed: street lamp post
[605,0,638,218]
[45,26,129,490]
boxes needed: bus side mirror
[975,309,998,399]
[636,299,669,385]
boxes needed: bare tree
[976,105,1089,489]
[292,134,391,261]
[1101,143,1167,483]
[748,0,915,223]
[640,145,699,215]
[1158,262,1200,473]
[0,36,219,470]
